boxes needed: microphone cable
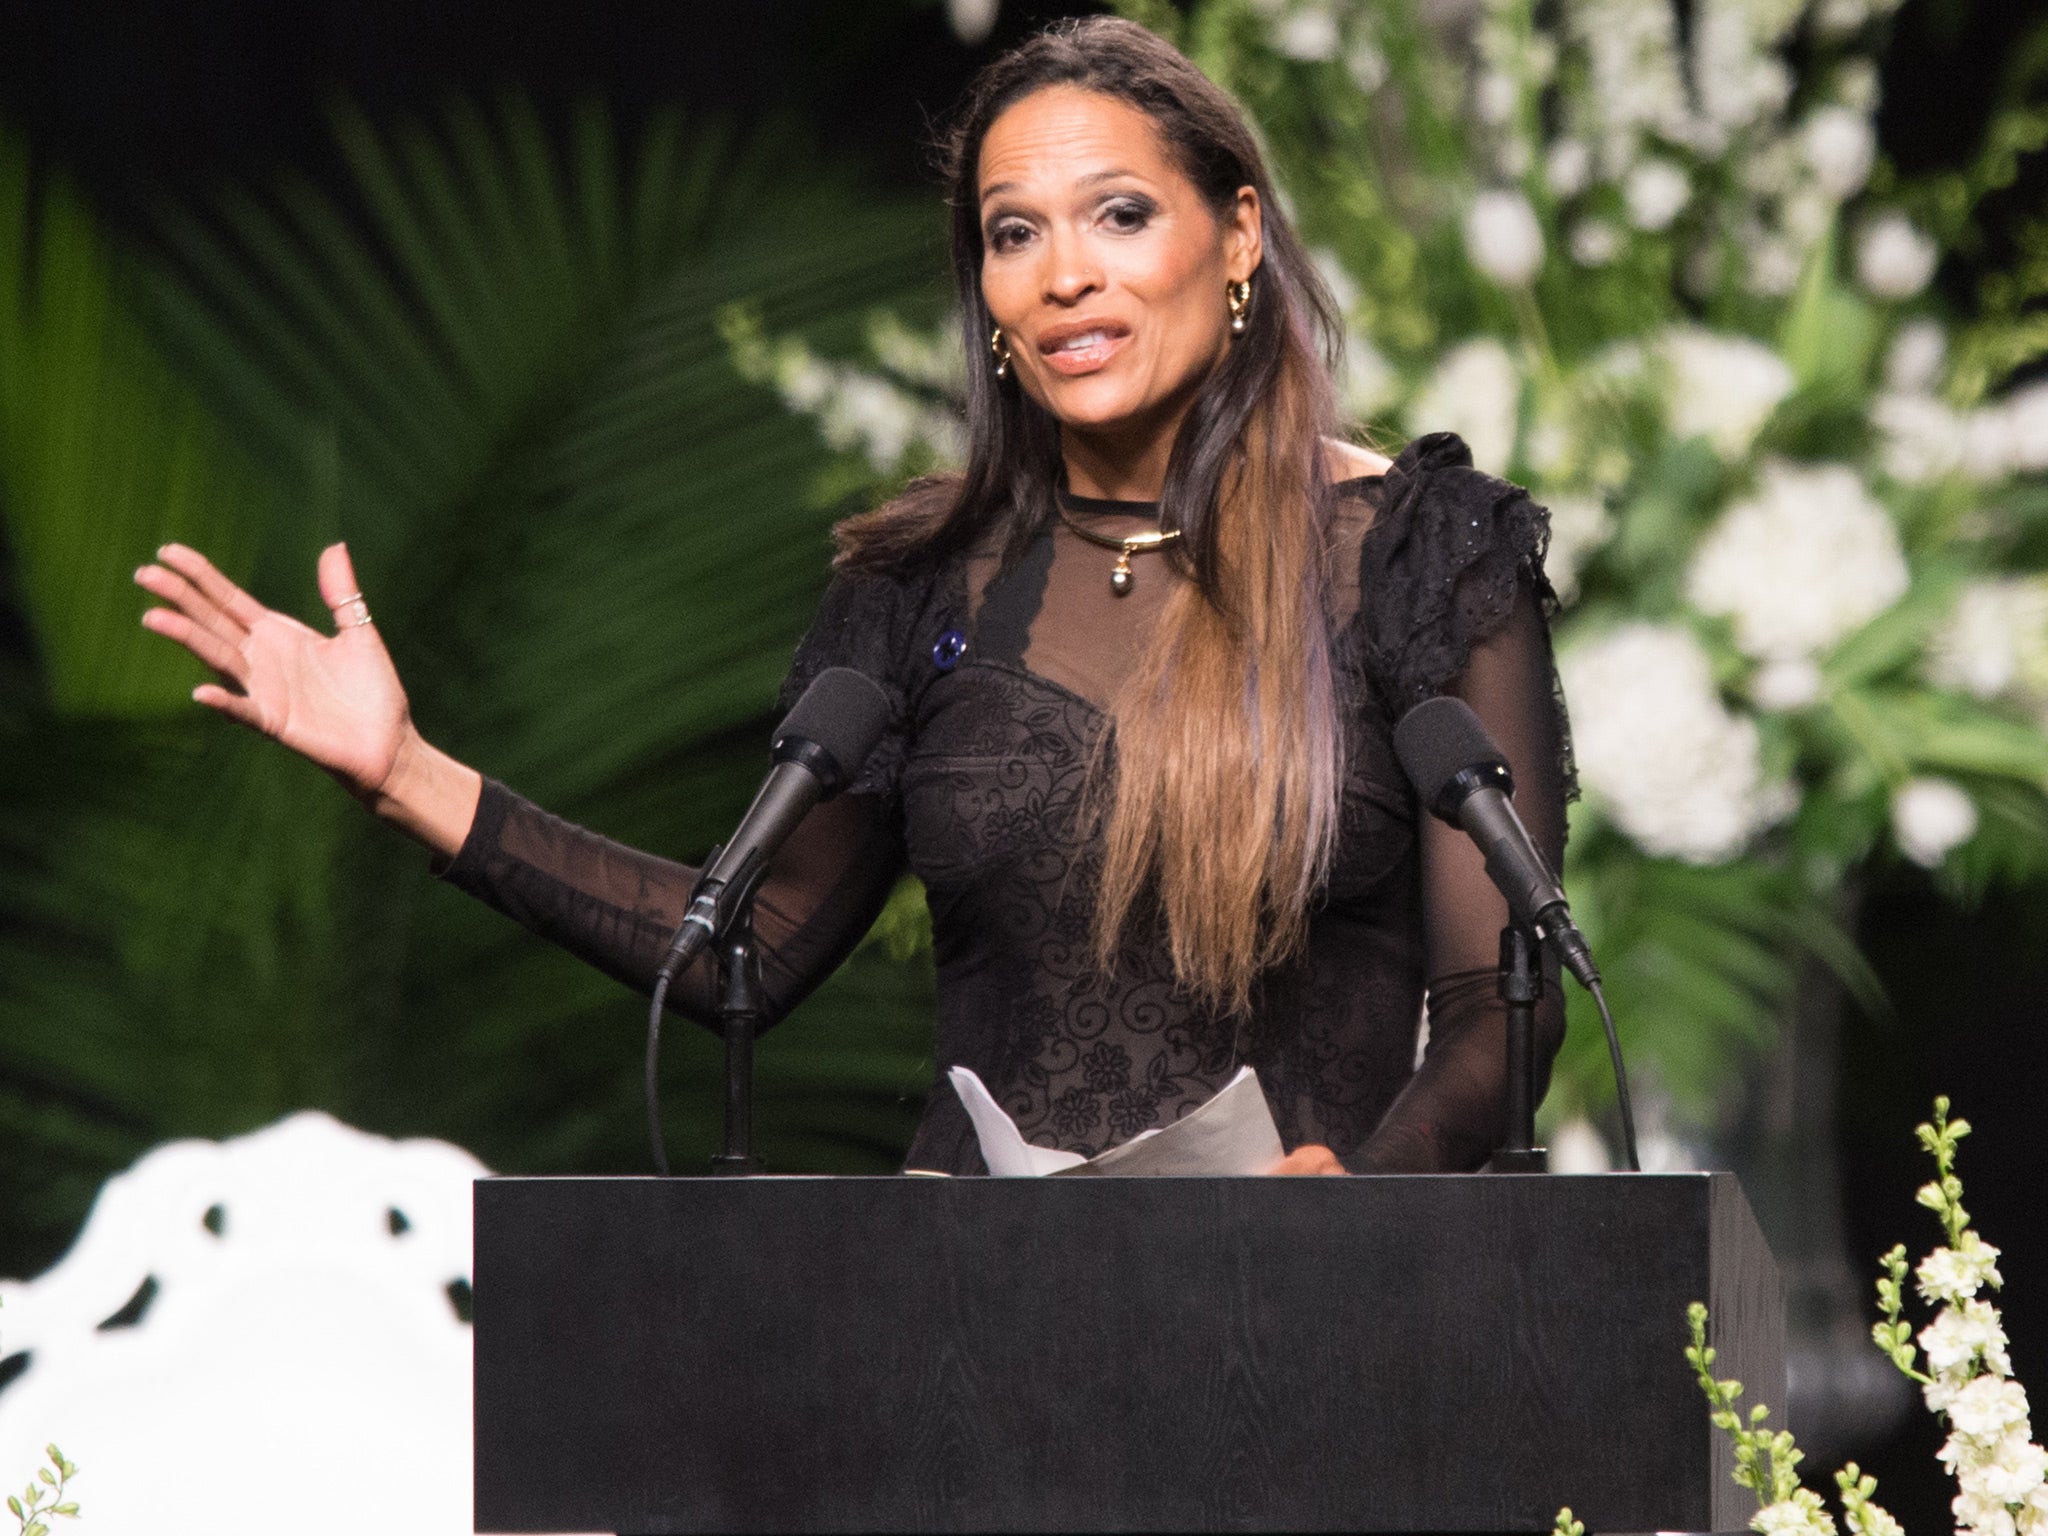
[1585,974,1640,1172]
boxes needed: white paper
[947,1064,1285,1177]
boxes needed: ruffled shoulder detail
[1351,431,1557,709]
[778,548,962,799]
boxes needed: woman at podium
[135,18,1568,1177]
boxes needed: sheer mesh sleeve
[1344,435,1572,1172]
[1349,585,1569,1171]
[438,561,939,1027]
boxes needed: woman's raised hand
[136,542,480,856]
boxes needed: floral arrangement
[730,0,2048,1129]
[1587,1098,2044,1536]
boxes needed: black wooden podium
[473,1174,1782,1535]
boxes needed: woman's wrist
[364,726,482,860]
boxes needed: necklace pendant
[1110,550,1135,596]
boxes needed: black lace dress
[442,433,1571,1174]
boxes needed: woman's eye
[987,220,1032,253]
[1102,199,1153,232]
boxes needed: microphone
[1392,696,1598,992]
[654,666,894,986]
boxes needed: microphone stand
[707,903,765,1177]
[1489,924,1549,1174]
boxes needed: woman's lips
[1037,325,1131,376]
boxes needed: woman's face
[977,85,1261,454]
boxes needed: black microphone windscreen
[772,667,893,791]
[1393,696,1509,809]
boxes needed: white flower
[1340,331,1398,419]
[1951,1431,2048,1505]
[1753,1487,1840,1536]
[1541,493,1615,604]
[1752,657,1824,711]
[1561,622,1794,862]
[1546,137,1593,197]
[1919,1232,2008,1304]
[1746,238,1804,297]
[1873,391,1966,483]
[1410,338,1522,474]
[1625,159,1691,231]
[1687,460,1908,660]
[1921,1298,2014,1379]
[1857,214,1940,300]
[1886,319,1948,394]
[1836,59,1882,113]
[1659,326,1795,458]
[944,0,1000,46]
[1892,778,1979,868]
[1802,105,1877,200]
[1950,1377,2033,1439]
[1465,189,1546,287]
[1930,578,2048,700]
[1345,38,1389,93]
[1570,219,1623,266]
[1273,5,1341,61]
[1475,69,1519,125]
[2007,380,2048,473]
[1313,246,1360,318]
[1954,1485,2025,1536]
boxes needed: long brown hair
[836,17,1347,1015]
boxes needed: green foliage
[0,101,947,1273]
[1687,1299,1808,1507]
[7,1444,79,1536]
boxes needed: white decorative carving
[0,1113,490,1534]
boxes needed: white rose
[1410,338,1522,474]
[1686,460,1908,660]
[1857,214,1939,300]
[1561,622,1794,862]
[1659,326,1795,458]
[1929,578,2048,701]
[1752,657,1824,711]
[1465,189,1546,287]
[1475,70,1519,125]
[1570,219,1623,266]
[1545,137,1593,197]
[2006,380,2048,474]
[944,0,1000,45]
[1274,6,1341,61]
[1892,778,1979,868]
[1540,493,1615,604]
[1885,318,1947,394]
[1803,105,1877,200]
[1746,239,1804,298]
[1624,158,1691,231]
[1345,38,1389,93]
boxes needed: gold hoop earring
[1227,279,1251,335]
[990,325,1012,379]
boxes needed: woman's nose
[1041,233,1102,305]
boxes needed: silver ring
[333,596,373,629]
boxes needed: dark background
[5,0,2048,1524]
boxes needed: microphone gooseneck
[1393,695,1639,1172]
[645,668,893,1174]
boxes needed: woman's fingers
[315,542,373,634]
[139,604,251,685]
[1268,1143,1346,1176]
[156,543,267,630]
[134,560,247,653]
[191,682,266,731]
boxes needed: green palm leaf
[0,101,948,1273]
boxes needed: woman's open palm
[136,541,412,799]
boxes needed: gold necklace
[1055,502,1182,596]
